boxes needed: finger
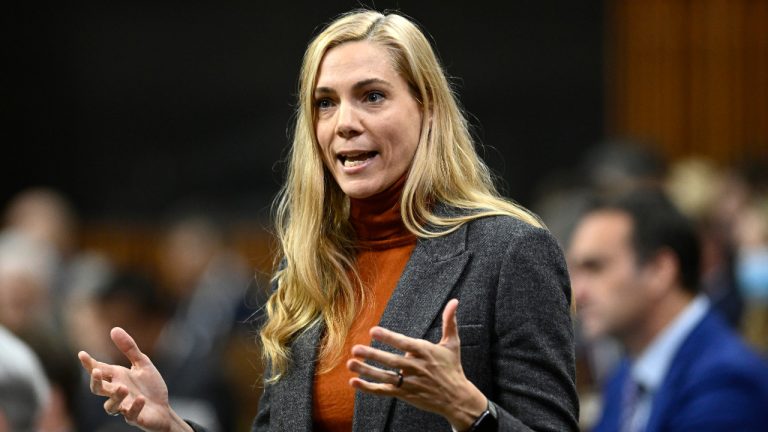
[369,327,426,355]
[110,327,148,368]
[123,395,145,423]
[79,351,118,382]
[90,368,115,397]
[350,345,414,371]
[347,359,402,386]
[103,385,129,415]
[440,299,460,347]
[78,351,97,373]
[349,377,399,396]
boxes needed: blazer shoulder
[652,312,768,428]
[464,213,564,256]
[678,312,768,384]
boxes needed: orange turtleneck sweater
[312,176,417,432]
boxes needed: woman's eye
[316,99,333,109]
[366,92,384,103]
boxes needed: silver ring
[108,411,121,417]
[395,371,404,388]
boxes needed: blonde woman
[78,9,578,432]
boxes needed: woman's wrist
[445,381,488,432]
[167,409,195,432]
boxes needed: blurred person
[3,187,77,306]
[153,213,250,431]
[155,212,252,364]
[78,9,579,432]
[531,137,667,427]
[150,210,274,431]
[21,327,81,432]
[0,324,50,432]
[734,196,768,353]
[569,187,768,432]
[665,157,744,328]
[3,188,77,263]
[2,187,112,325]
[0,201,98,432]
[1,187,116,429]
[729,156,768,352]
[0,229,57,334]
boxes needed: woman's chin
[335,177,383,200]
[342,187,379,200]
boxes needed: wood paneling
[607,0,768,164]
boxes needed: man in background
[568,187,768,431]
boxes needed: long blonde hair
[260,9,543,381]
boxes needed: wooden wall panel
[607,0,768,165]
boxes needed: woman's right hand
[78,327,192,432]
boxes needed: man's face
[568,210,651,342]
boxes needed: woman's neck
[348,175,414,247]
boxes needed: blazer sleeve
[184,421,207,432]
[251,375,271,431]
[491,226,579,431]
[186,380,271,432]
[186,384,271,432]
[251,270,280,432]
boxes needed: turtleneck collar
[348,174,416,249]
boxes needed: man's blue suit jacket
[593,310,768,432]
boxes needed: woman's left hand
[347,299,488,431]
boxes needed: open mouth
[338,151,378,167]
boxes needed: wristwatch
[467,399,498,432]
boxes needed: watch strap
[467,399,498,432]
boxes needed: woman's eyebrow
[314,78,393,96]
[314,86,335,97]
[352,78,392,90]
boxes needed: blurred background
[1,0,766,431]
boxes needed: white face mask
[736,246,768,303]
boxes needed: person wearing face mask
[734,201,768,353]
[77,9,579,432]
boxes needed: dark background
[3,1,603,222]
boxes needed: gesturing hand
[346,299,488,431]
[77,327,192,432]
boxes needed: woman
[78,9,579,432]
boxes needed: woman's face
[314,41,423,199]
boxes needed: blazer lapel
[644,312,713,432]
[352,223,471,432]
[271,321,322,432]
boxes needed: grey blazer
[248,214,579,431]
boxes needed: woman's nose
[335,102,363,139]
